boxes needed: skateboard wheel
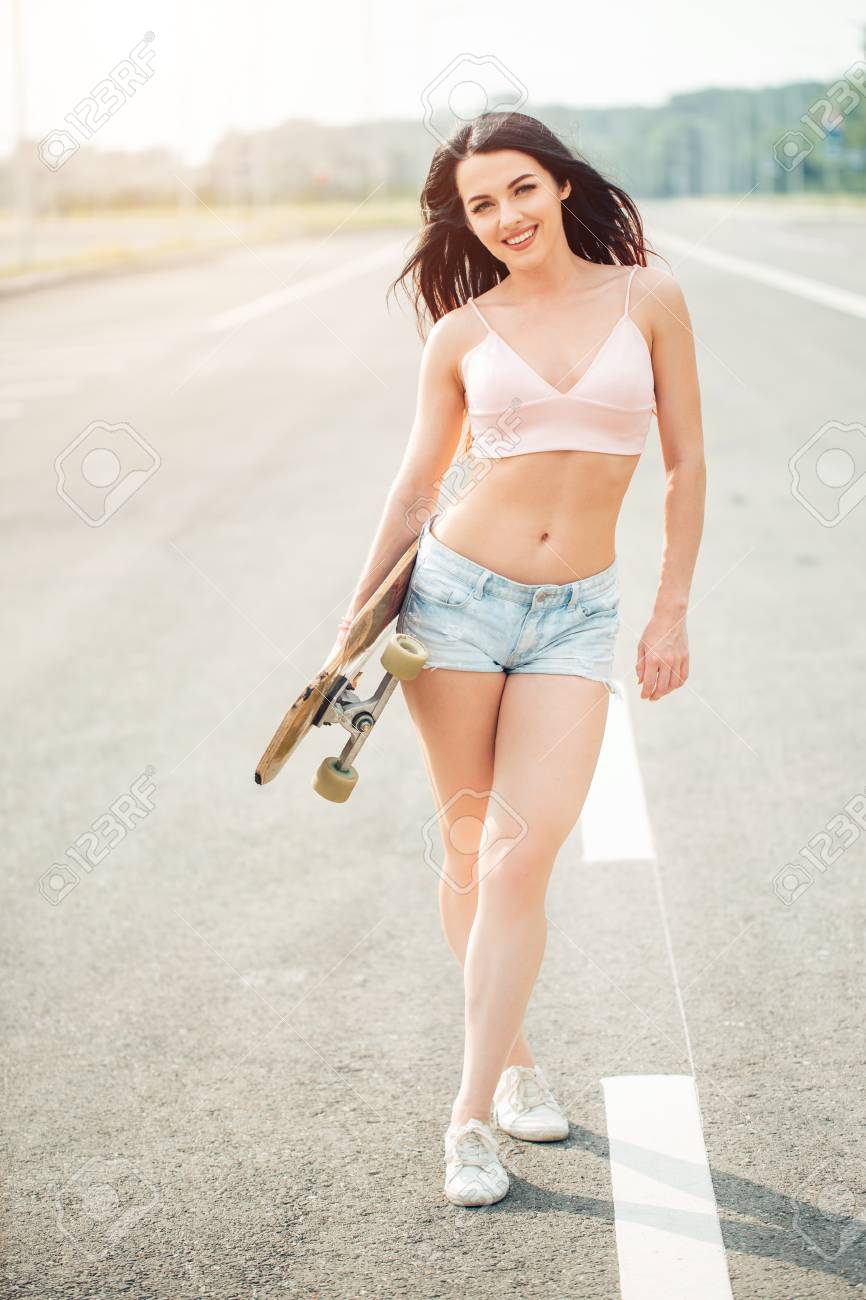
[313,756,359,802]
[380,633,428,681]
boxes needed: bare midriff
[430,448,641,584]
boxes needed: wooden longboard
[254,535,420,785]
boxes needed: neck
[502,244,607,303]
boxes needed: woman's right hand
[323,617,354,667]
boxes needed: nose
[501,203,525,226]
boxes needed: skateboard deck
[254,534,425,790]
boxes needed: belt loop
[567,581,582,611]
[473,570,488,599]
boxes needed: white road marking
[602,1075,733,1300]
[579,685,655,862]
[206,240,409,332]
[577,690,731,1289]
[651,229,866,321]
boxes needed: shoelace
[509,1069,558,1116]
[448,1123,498,1168]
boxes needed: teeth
[505,226,536,246]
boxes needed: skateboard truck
[309,633,428,802]
[254,534,426,794]
[312,670,400,756]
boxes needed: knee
[477,839,556,914]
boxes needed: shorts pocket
[409,561,475,608]
[578,583,619,619]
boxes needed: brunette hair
[387,110,666,460]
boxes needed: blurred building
[1,80,863,212]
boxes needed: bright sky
[2,0,864,164]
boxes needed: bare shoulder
[631,265,692,340]
[632,264,689,311]
[423,300,485,383]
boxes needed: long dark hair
[387,110,665,460]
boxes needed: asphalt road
[3,197,866,1298]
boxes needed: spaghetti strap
[468,297,491,330]
[623,266,638,315]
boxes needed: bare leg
[438,851,536,1071]
[400,666,535,1069]
[449,674,611,1128]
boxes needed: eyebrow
[466,173,536,204]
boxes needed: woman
[330,111,705,1206]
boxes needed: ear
[559,179,572,202]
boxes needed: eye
[470,182,536,216]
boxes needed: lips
[502,224,538,250]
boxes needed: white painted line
[602,1075,733,1300]
[206,240,409,332]
[579,684,655,862]
[651,229,866,321]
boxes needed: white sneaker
[443,1117,509,1206]
[493,1065,569,1141]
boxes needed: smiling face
[456,148,572,267]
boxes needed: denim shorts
[396,516,622,696]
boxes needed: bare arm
[636,271,707,699]
[339,313,467,624]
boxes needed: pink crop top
[460,266,656,459]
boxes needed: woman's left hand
[635,609,689,700]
